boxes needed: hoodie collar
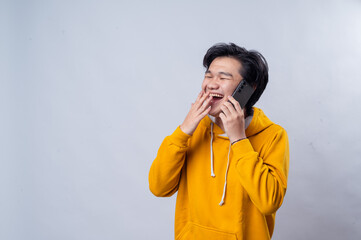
[201,107,274,137]
[203,108,260,137]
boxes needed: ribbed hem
[168,126,192,148]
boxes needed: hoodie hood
[245,107,274,137]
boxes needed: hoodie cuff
[231,138,255,157]
[168,126,192,148]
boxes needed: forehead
[208,57,242,75]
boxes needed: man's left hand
[219,96,247,143]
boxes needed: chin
[209,109,221,117]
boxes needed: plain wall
[1,0,361,239]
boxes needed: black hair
[203,42,269,115]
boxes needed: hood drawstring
[219,143,231,206]
[210,123,215,177]
[210,122,231,206]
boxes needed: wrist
[229,132,246,143]
[180,124,193,136]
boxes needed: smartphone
[231,79,255,109]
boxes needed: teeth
[209,93,223,98]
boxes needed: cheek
[201,80,207,90]
[224,82,238,96]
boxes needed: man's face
[201,57,243,116]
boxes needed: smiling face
[201,57,243,116]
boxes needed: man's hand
[219,96,246,143]
[180,91,212,135]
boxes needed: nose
[206,77,220,90]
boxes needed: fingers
[220,105,230,117]
[200,94,212,111]
[199,105,212,119]
[221,101,235,117]
[190,91,212,121]
[219,96,246,141]
[199,91,210,106]
[194,91,210,110]
[219,111,226,123]
[195,90,204,103]
[220,96,245,124]
[181,91,213,135]
[227,96,242,112]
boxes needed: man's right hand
[180,91,212,135]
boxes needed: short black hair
[203,43,269,115]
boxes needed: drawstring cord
[209,114,253,206]
[210,123,215,177]
[210,122,231,206]
[219,143,231,206]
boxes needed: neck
[214,116,225,131]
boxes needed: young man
[149,43,289,240]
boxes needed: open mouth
[209,93,224,103]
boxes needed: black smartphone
[231,79,255,109]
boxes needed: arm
[232,129,289,215]
[149,91,212,197]
[220,96,289,214]
[148,127,191,197]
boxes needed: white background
[1,0,361,239]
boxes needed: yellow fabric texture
[149,107,289,240]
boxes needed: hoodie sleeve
[149,126,191,197]
[232,127,289,215]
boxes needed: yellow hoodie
[149,107,289,240]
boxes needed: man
[149,43,289,240]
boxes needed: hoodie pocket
[177,222,237,240]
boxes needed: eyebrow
[219,71,233,77]
[205,70,233,77]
